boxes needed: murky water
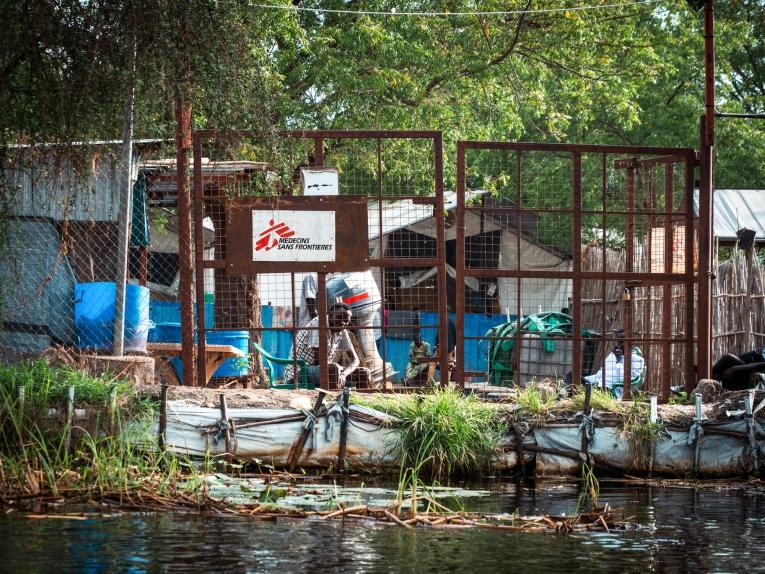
[2,481,764,573]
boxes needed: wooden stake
[64,386,75,452]
[159,383,168,453]
[287,390,327,472]
[219,393,232,465]
[337,387,351,470]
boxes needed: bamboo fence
[581,241,764,394]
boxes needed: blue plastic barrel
[149,300,215,328]
[149,322,249,380]
[74,282,151,351]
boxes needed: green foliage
[360,388,504,480]
[0,360,133,408]
[668,390,693,405]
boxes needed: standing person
[435,312,457,382]
[284,303,366,388]
[297,272,318,328]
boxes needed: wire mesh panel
[456,142,698,400]
[190,130,448,390]
[0,142,183,364]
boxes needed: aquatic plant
[360,388,504,481]
[575,462,600,513]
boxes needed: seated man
[283,303,369,388]
[712,346,765,390]
[404,334,433,386]
[583,344,645,399]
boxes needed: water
[2,482,764,573]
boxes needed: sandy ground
[134,384,340,410]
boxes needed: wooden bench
[146,342,246,386]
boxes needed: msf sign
[251,210,336,262]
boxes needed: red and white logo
[251,210,335,262]
[254,219,295,252]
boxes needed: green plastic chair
[251,342,314,389]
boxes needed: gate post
[697,116,714,383]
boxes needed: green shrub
[364,388,504,480]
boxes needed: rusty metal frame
[190,129,448,389]
[455,141,701,399]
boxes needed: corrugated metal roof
[7,155,137,223]
[694,189,765,241]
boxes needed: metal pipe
[455,142,466,387]
[434,133,449,388]
[112,26,137,357]
[572,152,583,386]
[193,135,208,387]
[704,0,715,147]
[662,163,674,401]
[697,116,713,383]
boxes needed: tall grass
[360,388,504,481]
[572,386,624,413]
[0,360,193,501]
[515,382,558,418]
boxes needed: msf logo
[255,219,295,252]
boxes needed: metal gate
[455,142,700,400]
[188,130,449,389]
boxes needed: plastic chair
[251,341,313,389]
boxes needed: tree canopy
[1,0,763,187]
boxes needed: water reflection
[2,483,765,573]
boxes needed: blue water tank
[74,282,151,351]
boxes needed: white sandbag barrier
[159,399,765,478]
[161,401,398,469]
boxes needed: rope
[301,408,318,450]
[687,418,704,475]
[212,419,230,446]
[325,399,349,441]
[687,420,704,446]
[577,411,596,446]
[745,413,760,474]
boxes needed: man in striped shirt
[283,303,362,388]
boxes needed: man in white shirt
[584,344,645,398]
